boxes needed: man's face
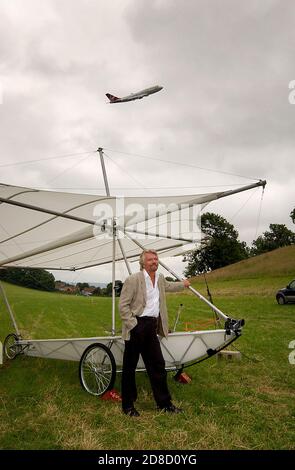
[143,252,159,273]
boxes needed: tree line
[0,267,55,291]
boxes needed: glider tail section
[106,93,120,103]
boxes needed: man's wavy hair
[139,249,158,271]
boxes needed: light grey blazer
[119,271,185,341]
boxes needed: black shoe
[123,407,140,417]
[161,403,183,414]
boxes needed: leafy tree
[105,282,113,297]
[76,282,89,292]
[251,223,295,255]
[290,208,295,224]
[184,212,249,276]
[92,286,102,296]
[0,268,55,291]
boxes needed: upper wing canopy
[0,182,234,270]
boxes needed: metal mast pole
[97,147,110,197]
[97,147,116,335]
[111,220,117,335]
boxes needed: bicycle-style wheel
[3,333,22,360]
[79,343,116,396]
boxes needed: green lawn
[0,275,295,450]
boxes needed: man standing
[119,249,190,417]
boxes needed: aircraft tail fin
[106,93,120,103]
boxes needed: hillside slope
[191,245,295,282]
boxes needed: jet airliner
[106,85,163,103]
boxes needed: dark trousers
[121,316,172,410]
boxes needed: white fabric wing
[0,183,224,270]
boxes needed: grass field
[0,246,295,450]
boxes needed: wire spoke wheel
[4,333,22,360]
[79,343,116,396]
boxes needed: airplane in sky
[106,85,163,103]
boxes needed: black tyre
[3,333,22,360]
[79,343,116,396]
[277,295,286,305]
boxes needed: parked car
[276,280,295,304]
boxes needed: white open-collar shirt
[141,269,160,317]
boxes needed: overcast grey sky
[0,0,294,283]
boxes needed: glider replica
[106,85,163,103]
[0,148,266,396]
